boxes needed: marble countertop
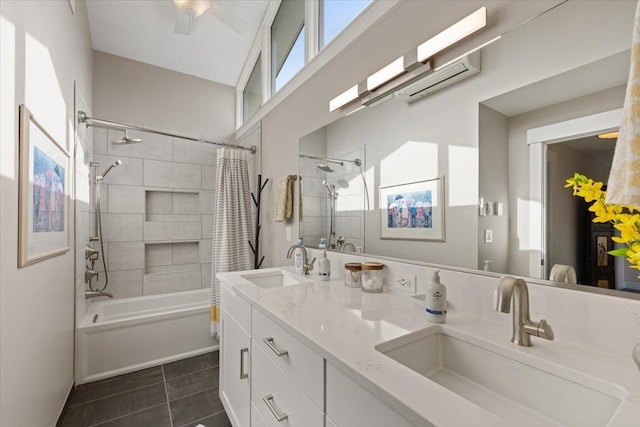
[218,267,640,427]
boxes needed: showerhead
[97,160,122,181]
[322,180,337,198]
[317,164,334,173]
[113,130,143,145]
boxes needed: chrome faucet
[286,243,316,275]
[85,290,113,299]
[493,276,554,347]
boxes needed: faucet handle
[306,257,316,273]
[536,319,555,341]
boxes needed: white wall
[255,0,635,270]
[93,50,236,142]
[478,105,509,273]
[0,0,93,425]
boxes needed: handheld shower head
[97,160,122,181]
[113,130,142,145]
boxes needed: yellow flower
[567,173,640,277]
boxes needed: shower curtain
[211,148,254,338]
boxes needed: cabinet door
[220,309,251,427]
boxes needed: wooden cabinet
[220,308,251,427]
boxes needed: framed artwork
[379,176,445,241]
[18,104,70,267]
[596,235,609,267]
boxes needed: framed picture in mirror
[380,176,445,241]
[18,104,70,267]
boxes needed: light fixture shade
[417,7,487,62]
[329,85,359,112]
[173,0,211,17]
[366,57,405,91]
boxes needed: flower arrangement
[566,173,640,277]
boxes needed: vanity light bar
[366,57,405,91]
[328,6,488,112]
[329,84,359,112]
[417,7,487,63]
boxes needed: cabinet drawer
[251,401,268,427]
[252,308,324,408]
[251,342,324,427]
[221,283,251,334]
[326,362,417,427]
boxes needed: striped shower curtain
[211,148,254,338]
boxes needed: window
[243,54,262,122]
[321,0,371,48]
[271,0,305,93]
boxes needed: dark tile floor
[58,352,230,427]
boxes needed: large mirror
[298,0,640,296]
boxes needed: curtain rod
[299,153,362,166]
[77,111,256,154]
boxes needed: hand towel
[274,177,293,222]
[607,1,640,206]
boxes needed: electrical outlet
[392,272,416,293]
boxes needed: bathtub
[77,288,217,384]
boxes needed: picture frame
[18,104,70,267]
[379,176,445,241]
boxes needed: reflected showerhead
[317,164,334,173]
[322,180,337,198]
[113,130,143,145]
[97,160,122,181]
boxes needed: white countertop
[218,267,640,427]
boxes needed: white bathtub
[77,289,217,384]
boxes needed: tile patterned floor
[58,352,230,427]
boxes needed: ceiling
[86,0,269,87]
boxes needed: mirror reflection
[298,1,640,296]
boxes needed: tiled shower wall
[89,127,217,299]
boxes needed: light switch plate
[485,229,493,243]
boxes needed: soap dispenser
[319,250,331,281]
[425,270,447,323]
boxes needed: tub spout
[86,290,113,299]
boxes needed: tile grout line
[162,364,175,427]
[163,364,219,382]
[174,408,227,427]
[67,379,166,409]
[166,385,220,406]
[86,403,169,427]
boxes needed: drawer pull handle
[240,347,249,380]
[263,394,288,422]
[263,337,289,357]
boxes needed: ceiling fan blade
[174,11,193,35]
[210,1,246,34]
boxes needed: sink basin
[376,328,625,427]
[240,270,313,289]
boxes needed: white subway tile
[145,243,173,267]
[173,192,199,214]
[101,214,143,242]
[143,269,201,295]
[146,190,173,215]
[144,160,202,189]
[175,221,201,240]
[93,128,108,155]
[200,239,212,264]
[107,242,145,270]
[201,215,213,239]
[173,138,216,166]
[200,190,214,214]
[108,185,144,213]
[202,166,216,190]
[173,242,199,264]
[201,263,212,289]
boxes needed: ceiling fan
[172,0,245,35]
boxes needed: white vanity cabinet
[326,362,420,427]
[220,284,252,427]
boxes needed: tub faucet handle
[85,268,99,284]
[85,245,99,261]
